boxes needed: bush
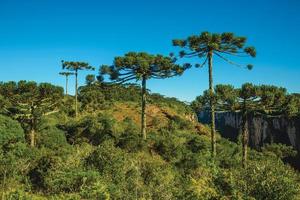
[86,141,130,179]
[3,189,32,200]
[45,168,100,193]
[187,135,210,153]
[262,143,297,159]
[78,85,106,112]
[85,141,136,199]
[37,126,68,149]
[117,132,147,152]
[153,133,187,163]
[0,115,24,149]
[28,153,61,190]
[59,114,119,145]
[80,180,110,200]
[167,115,194,132]
[235,159,300,200]
[139,155,177,199]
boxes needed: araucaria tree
[59,72,74,95]
[238,83,258,167]
[173,32,256,157]
[61,61,94,117]
[0,81,63,147]
[193,83,288,167]
[99,52,187,139]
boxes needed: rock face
[198,110,300,152]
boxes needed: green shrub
[80,180,110,200]
[117,132,147,152]
[187,135,210,153]
[235,159,300,200]
[45,168,100,193]
[0,115,24,149]
[3,189,32,200]
[154,133,187,163]
[139,154,177,200]
[59,114,119,145]
[78,85,106,112]
[37,126,68,149]
[262,143,297,159]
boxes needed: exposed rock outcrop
[198,110,300,152]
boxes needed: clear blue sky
[0,0,299,102]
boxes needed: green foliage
[100,52,186,82]
[60,96,75,116]
[78,84,106,111]
[0,81,64,146]
[37,126,68,149]
[0,80,299,199]
[59,71,74,77]
[59,114,119,145]
[262,143,297,159]
[154,132,187,163]
[173,31,255,69]
[85,74,96,85]
[46,168,100,193]
[284,94,300,117]
[235,159,300,200]
[0,94,11,114]
[62,61,95,71]
[0,115,24,148]
[192,83,300,117]
[117,132,147,152]
[3,189,32,200]
[139,155,177,199]
[168,115,194,130]
[85,141,135,199]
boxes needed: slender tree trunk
[141,77,147,140]
[242,100,248,168]
[29,106,36,147]
[30,128,35,147]
[75,70,78,117]
[66,75,69,95]
[2,170,6,199]
[208,50,216,158]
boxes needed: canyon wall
[198,111,300,152]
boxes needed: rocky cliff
[198,110,300,152]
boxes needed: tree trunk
[30,128,35,147]
[75,70,78,117]
[2,170,6,199]
[30,108,36,147]
[242,100,248,168]
[141,77,147,140]
[66,75,68,95]
[208,51,216,158]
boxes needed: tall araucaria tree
[173,32,256,157]
[0,81,63,147]
[215,84,258,167]
[238,83,258,167]
[99,52,188,139]
[61,61,95,117]
[59,72,74,95]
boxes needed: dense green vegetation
[0,31,299,199]
[0,80,299,199]
[191,83,300,167]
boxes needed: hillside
[0,81,299,199]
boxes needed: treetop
[62,60,95,71]
[100,52,189,83]
[172,31,256,70]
